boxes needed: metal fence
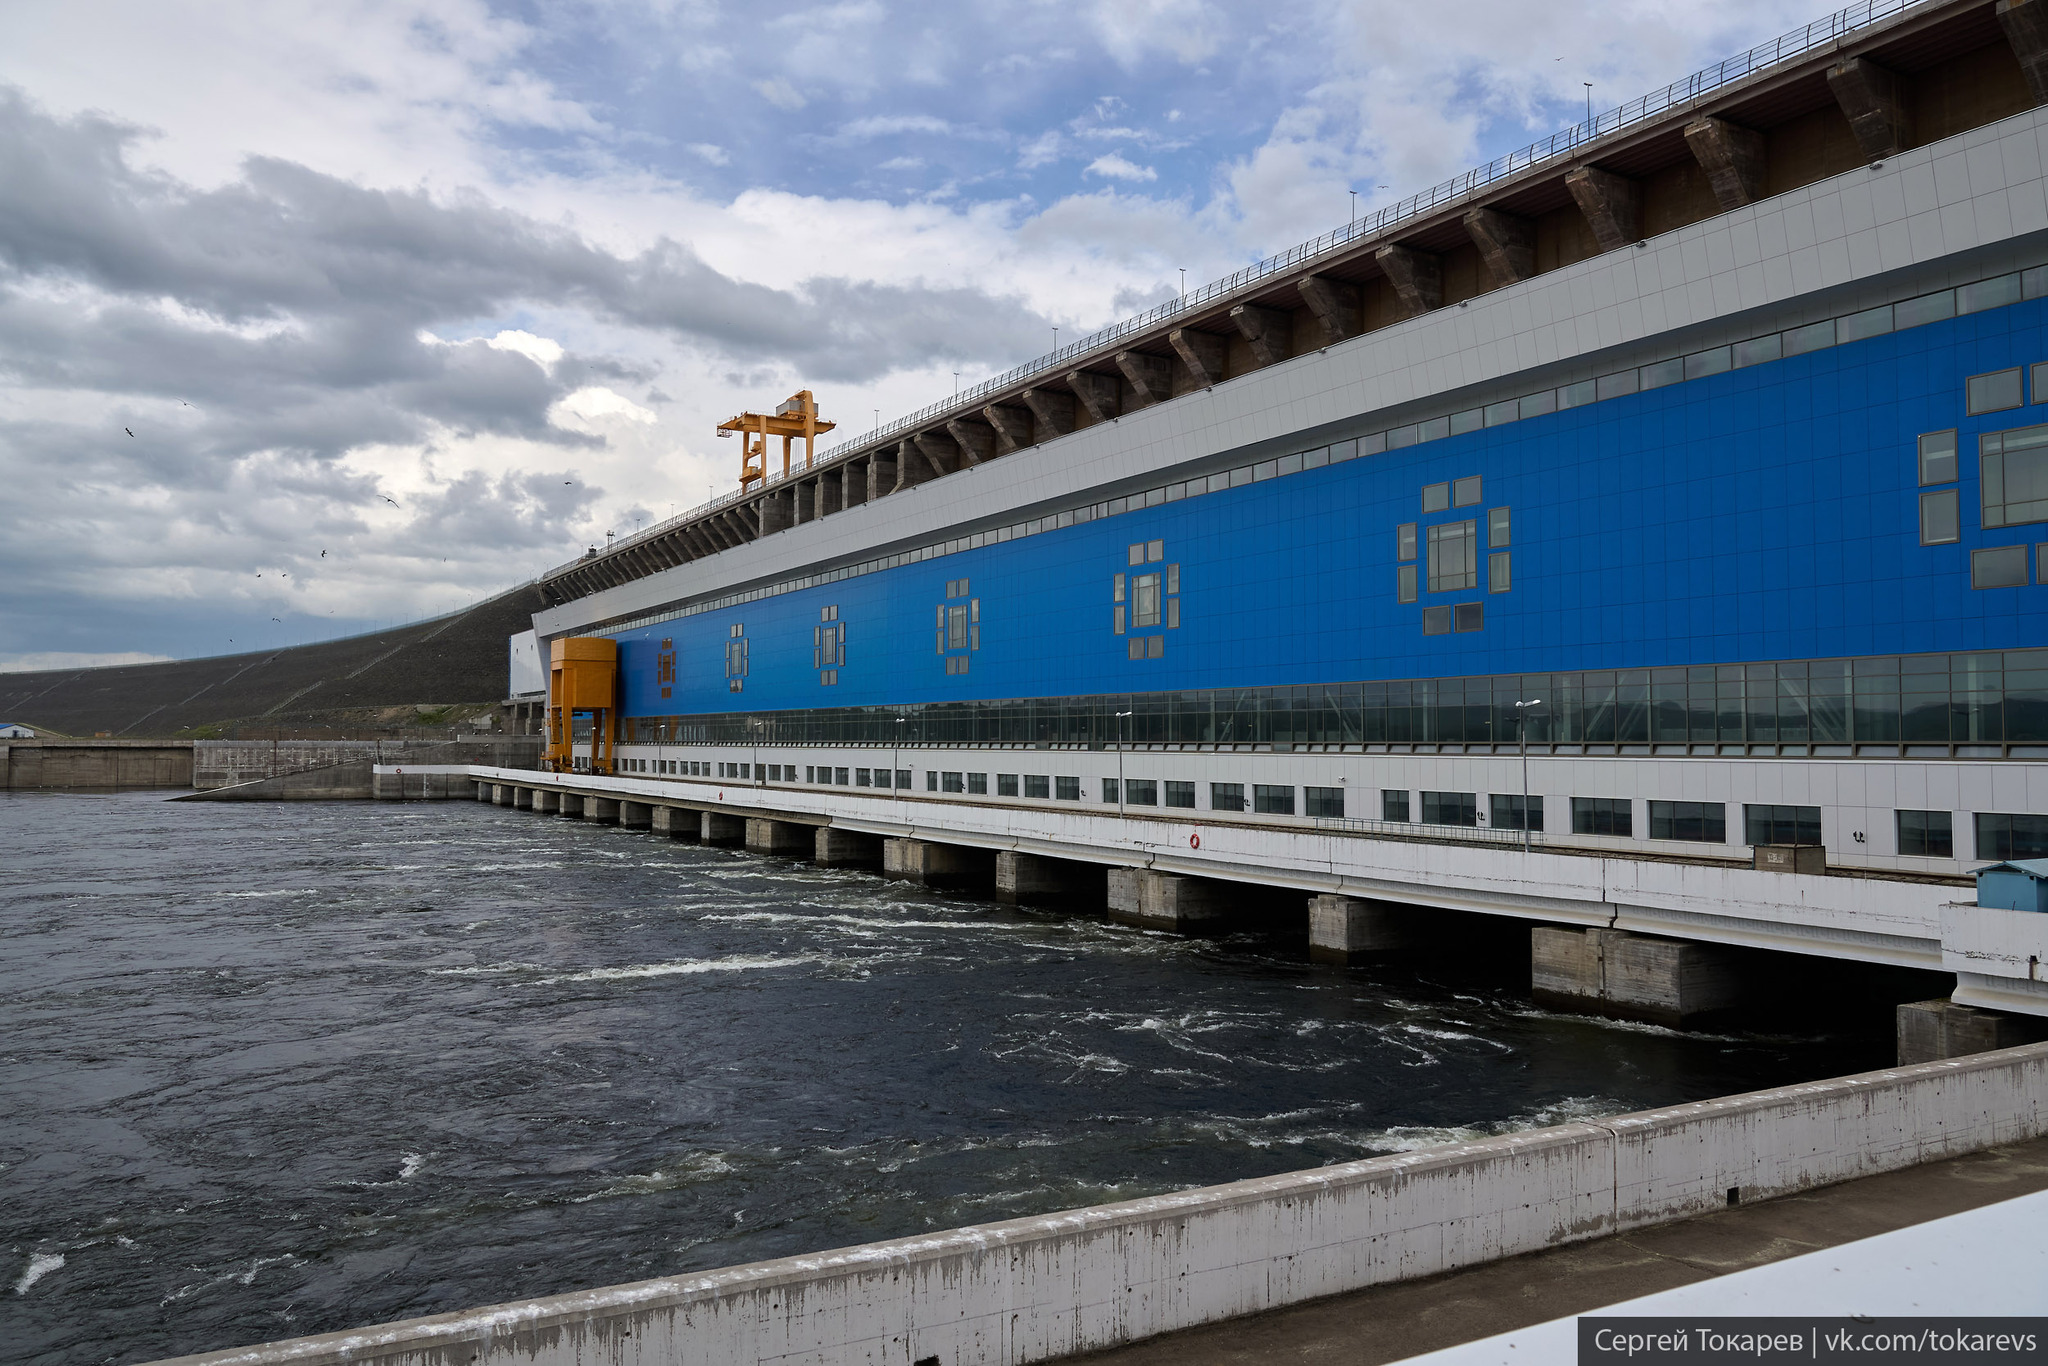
[546,0,1929,581]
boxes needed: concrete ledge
[146,1042,2048,1366]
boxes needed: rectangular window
[1485,399,1517,426]
[1398,565,1419,604]
[1165,780,1195,808]
[1114,604,1126,634]
[1968,367,2025,415]
[1211,782,1245,812]
[1649,800,1726,843]
[997,773,1019,796]
[1382,789,1410,821]
[1452,475,1481,507]
[926,770,938,791]
[1896,809,1953,858]
[1450,407,1483,435]
[1782,319,1835,355]
[1559,379,1596,408]
[1919,430,1958,485]
[1427,520,1477,592]
[945,654,970,675]
[856,768,872,787]
[1304,786,1345,818]
[1422,605,1452,634]
[1166,598,1180,629]
[1744,803,1822,845]
[1254,784,1295,814]
[947,604,970,650]
[1102,778,1119,803]
[1146,539,1164,562]
[1973,544,2029,589]
[1975,812,2048,859]
[1422,482,1450,514]
[1639,356,1683,389]
[1113,573,1125,602]
[1421,791,1477,826]
[2040,545,2048,583]
[1894,290,1955,329]
[1454,602,1484,632]
[1131,572,1163,627]
[1125,778,1158,805]
[1128,543,1145,566]
[896,769,911,790]
[967,773,988,794]
[2035,361,2048,402]
[1685,346,1731,379]
[1489,552,1511,593]
[1921,489,1960,545]
[1398,523,1418,560]
[1520,389,1558,418]
[1056,776,1081,800]
[1490,794,1543,831]
[1487,506,1510,547]
[1165,563,1180,594]
[942,772,965,793]
[834,768,848,785]
[1733,334,1782,367]
[1572,797,1632,837]
[1838,304,1893,344]
[1025,774,1049,798]
[1982,424,2048,527]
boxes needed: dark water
[3,792,1891,1365]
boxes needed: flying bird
[124,427,134,437]
[320,549,327,557]
[381,495,400,506]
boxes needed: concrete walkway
[1062,1136,2048,1365]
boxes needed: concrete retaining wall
[152,1042,2048,1366]
[2,740,192,790]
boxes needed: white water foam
[14,1252,63,1295]
[541,954,823,984]
[399,1152,425,1179]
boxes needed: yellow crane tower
[717,390,835,493]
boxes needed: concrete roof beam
[1374,244,1443,320]
[1228,304,1291,366]
[1066,370,1121,422]
[1999,0,2048,103]
[1115,351,1174,405]
[1828,55,1914,162]
[1565,165,1643,253]
[1684,116,1766,211]
[1021,387,1076,438]
[982,403,1034,454]
[1463,208,1538,290]
[1168,328,1227,386]
[1295,275,1362,344]
[944,418,997,465]
[915,430,962,476]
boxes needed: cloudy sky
[0,0,1823,670]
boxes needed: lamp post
[893,713,907,796]
[1513,698,1545,852]
[1115,709,1133,813]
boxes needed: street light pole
[1513,698,1545,852]
[1116,709,1133,814]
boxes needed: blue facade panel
[617,299,2048,719]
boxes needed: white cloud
[877,156,925,171]
[687,142,730,165]
[836,114,953,140]
[552,386,660,429]
[753,77,807,111]
[486,330,566,370]
[1084,153,1157,182]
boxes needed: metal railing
[545,0,1926,582]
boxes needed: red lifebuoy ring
[1190,832,1201,849]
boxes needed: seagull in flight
[124,427,134,437]
[381,495,400,507]
[320,549,327,557]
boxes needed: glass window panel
[1733,334,1783,367]
[1422,482,1450,513]
[1450,408,1484,435]
[1124,778,1158,805]
[1919,430,1958,485]
[1977,812,2048,860]
[1422,605,1453,634]
[1330,438,1360,462]
[1894,290,1955,329]
[1648,800,1726,842]
[1420,791,1477,826]
[1571,797,1632,837]
[1744,803,1822,845]
[1596,369,1639,400]
[1356,432,1387,455]
[1488,506,1510,547]
[997,773,1019,796]
[1210,782,1245,812]
[1382,789,1410,821]
[2034,363,2048,405]
[1454,602,1484,632]
[1973,544,2029,589]
[1921,489,1959,545]
[1684,346,1732,379]
[1896,809,1953,857]
[1783,318,1835,355]
[1387,425,1419,448]
[1969,368,2025,415]
[1276,451,1304,476]
[1959,274,2022,314]
[1489,551,1511,592]
[1838,304,1894,343]
[1418,415,1450,442]
[1639,357,1684,389]
[1302,447,1328,469]
[1557,379,1596,409]
[1025,774,1050,798]
[1453,475,1482,507]
[1489,794,1543,831]
[1305,786,1345,818]
[1485,400,1519,426]
[1398,523,1418,560]
[1427,520,1478,591]
[1398,564,1418,603]
[1982,424,2048,526]
[1165,780,1195,808]
[1520,389,1558,418]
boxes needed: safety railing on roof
[544,0,1927,582]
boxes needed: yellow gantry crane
[718,390,835,492]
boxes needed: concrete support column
[758,489,794,536]
[892,439,931,492]
[1684,117,1766,211]
[1308,895,1408,963]
[1463,208,1538,290]
[794,481,816,525]
[867,452,896,500]
[1998,0,2048,103]
[1565,165,1643,253]
[493,783,514,805]
[1115,350,1174,405]
[651,805,698,839]
[944,418,996,466]
[1374,244,1442,319]
[745,817,810,856]
[1108,868,1231,932]
[534,789,561,814]
[815,826,883,868]
[997,851,1104,907]
[701,811,745,845]
[475,783,493,802]
[915,430,962,476]
[1169,328,1228,386]
[619,800,652,830]
[1531,926,1743,1026]
[513,787,534,810]
[883,838,987,887]
[982,403,1034,454]
[1066,370,1121,422]
[1828,56,1912,163]
[583,796,619,824]
[819,470,843,515]
[842,460,867,508]
[1021,387,1076,438]
[558,793,585,818]
[1296,274,1362,344]
[1228,304,1291,365]
[1897,999,2048,1064]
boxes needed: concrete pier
[1531,925,1744,1026]
[492,783,514,806]
[618,800,651,830]
[997,851,1102,907]
[1898,999,2048,1063]
[883,837,987,887]
[475,783,493,802]
[651,806,696,839]
[745,817,810,855]
[583,796,619,824]
[533,789,560,814]
[558,793,584,818]
[1308,895,1407,963]
[512,787,533,810]
[815,826,883,867]
[701,811,745,845]
[1108,869,1231,932]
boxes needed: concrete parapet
[997,851,1103,907]
[1109,869,1232,932]
[882,837,988,887]
[651,806,696,839]
[618,800,651,830]
[745,817,810,855]
[370,769,472,801]
[583,796,619,824]
[1308,895,1408,963]
[702,811,745,846]
[1898,999,2048,1064]
[1532,926,1744,1026]
[815,826,883,868]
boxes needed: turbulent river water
[4,791,1894,1365]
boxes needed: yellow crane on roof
[718,390,835,493]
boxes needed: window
[1455,602,1485,632]
[1382,789,1410,821]
[1398,565,1418,604]
[1165,780,1195,808]
[1487,507,1510,547]
[926,771,938,791]
[945,654,970,675]
[946,578,971,597]
[1128,543,1145,565]
[1132,572,1163,627]
[1102,778,1119,802]
[1026,774,1050,798]
[2035,362,2048,401]
[1919,431,1958,486]
[1453,475,1481,507]
[1254,784,1295,814]
[1745,804,1821,845]
[1968,368,2024,415]
[1572,798,1632,837]
[1056,776,1081,800]
[1974,545,2029,588]
[998,774,1019,796]
[942,772,965,793]
[1422,482,1450,514]
[856,768,872,787]
[1421,791,1477,826]
[1490,794,1543,831]
[1422,605,1452,634]
[1211,782,1245,812]
[1147,539,1163,562]
[1427,520,1477,592]
[1305,786,1345,818]
[895,769,911,790]
[1649,800,1726,842]
[1488,552,1511,593]
[1897,809,1952,857]
[1125,779,1158,805]
[947,604,971,649]
[1981,424,2048,527]
[835,768,848,785]
[967,773,988,794]
[725,627,748,692]
[1921,489,1960,545]
[1976,812,2048,859]
[1397,523,1418,560]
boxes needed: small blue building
[1975,860,2048,914]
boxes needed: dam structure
[490,0,2048,1042]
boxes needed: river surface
[3,791,1893,1365]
